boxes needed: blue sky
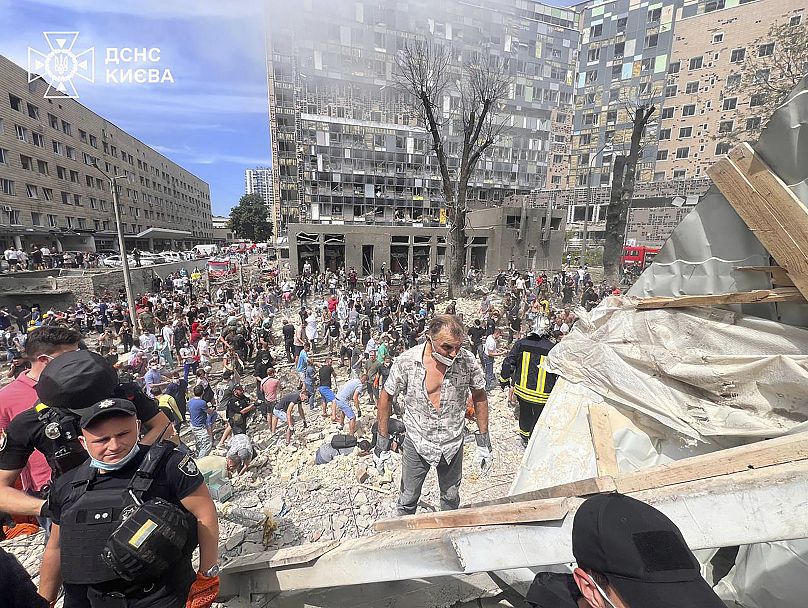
[0,0,579,217]
[0,0,269,216]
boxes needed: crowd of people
[0,250,728,608]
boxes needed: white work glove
[474,432,493,475]
[373,432,392,473]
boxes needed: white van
[192,244,219,257]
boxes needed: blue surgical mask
[89,443,140,471]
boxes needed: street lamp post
[94,163,139,336]
[581,142,613,265]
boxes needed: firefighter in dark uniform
[499,318,558,447]
[38,398,220,608]
[0,351,174,520]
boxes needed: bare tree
[396,40,510,297]
[719,21,808,145]
[602,104,656,286]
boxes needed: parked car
[157,251,183,263]
[101,255,155,268]
[139,253,167,265]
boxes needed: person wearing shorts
[272,389,308,445]
[332,375,366,435]
[318,385,337,420]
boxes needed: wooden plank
[372,497,571,532]
[588,404,620,477]
[735,266,794,287]
[474,431,808,509]
[616,431,808,494]
[635,287,805,309]
[708,143,808,299]
[469,476,617,508]
[222,540,340,574]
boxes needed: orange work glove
[185,573,219,608]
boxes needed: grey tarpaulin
[629,74,808,326]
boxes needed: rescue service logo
[27,32,175,100]
[27,32,94,99]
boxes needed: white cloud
[25,0,264,19]
[151,144,270,167]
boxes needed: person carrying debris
[499,317,558,447]
[376,315,491,516]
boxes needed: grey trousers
[397,436,463,516]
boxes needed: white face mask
[428,337,456,367]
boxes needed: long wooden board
[468,430,808,509]
[636,287,804,309]
[708,143,808,300]
[372,497,571,532]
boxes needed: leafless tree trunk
[603,105,656,286]
[396,40,510,298]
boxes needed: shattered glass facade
[266,0,579,234]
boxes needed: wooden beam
[588,404,620,477]
[708,142,808,299]
[735,265,794,287]
[616,431,808,493]
[471,431,808,509]
[372,497,571,532]
[470,476,617,508]
[635,287,805,309]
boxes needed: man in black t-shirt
[467,319,486,365]
[282,319,295,363]
[39,399,219,608]
[317,356,338,414]
[272,390,308,445]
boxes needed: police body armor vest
[34,404,86,479]
[59,441,192,586]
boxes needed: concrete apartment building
[288,205,566,276]
[655,0,805,179]
[244,166,274,209]
[266,0,579,235]
[566,0,787,224]
[0,55,213,253]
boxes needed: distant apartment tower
[567,0,781,224]
[266,0,579,235]
[244,166,274,209]
[0,55,213,253]
[655,0,805,180]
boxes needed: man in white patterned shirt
[376,314,492,516]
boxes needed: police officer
[499,318,559,447]
[0,350,174,519]
[38,398,220,608]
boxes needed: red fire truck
[621,245,659,270]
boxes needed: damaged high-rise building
[265,0,580,235]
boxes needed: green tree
[227,193,273,242]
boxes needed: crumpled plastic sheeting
[509,378,727,496]
[713,540,808,608]
[544,298,808,440]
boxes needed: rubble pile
[1,293,526,582]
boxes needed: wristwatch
[203,564,220,577]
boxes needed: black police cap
[36,350,118,411]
